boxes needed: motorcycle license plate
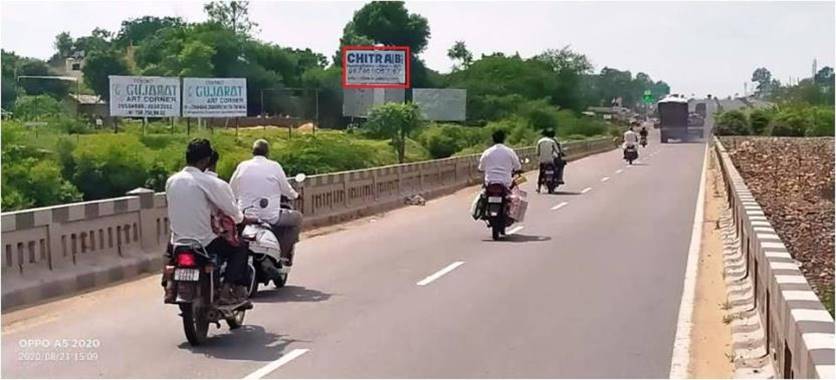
[545,170,554,175]
[174,268,199,281]
[487,196,503,203]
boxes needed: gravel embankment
[722,137,834,313]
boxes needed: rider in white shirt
[230,139,302,266]
[623,126,639,148]
[478,129,522,188]
[535,128,565,192]
[165,139,249,306]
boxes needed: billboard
[183,78,247,117]
[109,75,180,117]
[412,88,467,121]
[341,46,410,89]
[342,88,406,118]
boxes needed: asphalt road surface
[2,128,708,378]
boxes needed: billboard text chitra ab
[341,46,411,89]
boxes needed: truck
[658,95,703,143]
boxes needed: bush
[768,109,808,137]
[806,107,835,137]
[13,95,65,120]
[416,124,487,159]
[71,134,153,200]
[715,110,751,135]
[749,108,774,135]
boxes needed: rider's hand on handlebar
[242,216,260,225]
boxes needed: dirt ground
[689,151,734,378]
[722,137,834,314]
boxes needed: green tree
[204,1,258,35]
[447,41,473,70]
[115,16,184,48]
[177,40,216,77]
[1,50,20,109]
[534,47,592,111]
[73,28,112,55]
[82,49,130,101]
[751,67,776,98]
[53,32,75,58]
[342,1,430,54]
[364,102,422,163]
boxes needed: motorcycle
[640,135,648,147]
[162,239,256,346]
[480,171,528,241]
[624,145,639,165]
[242,173,306,297]
[539,162,559,194]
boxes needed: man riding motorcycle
[535,128,565,193]
[623,125,639,154]
[230,139,302,267]
[165,139,250,306]
[639,125,649,146]
[478,129,522,190]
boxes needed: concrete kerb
[2,138,617,311]
[714,137,834,379]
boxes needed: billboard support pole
[314,88,319,136]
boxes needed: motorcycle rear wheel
[180,303,209,346]
[273,273,288,288]
[491,224,502,240]
[547,183,556,194]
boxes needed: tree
[54,32,75,58]
[447,41,473,70]
[751,67,776,98]
[82,50,130,101]
[814,66,834,86]
[363,102,422,163]
[204,1,258,35]
[534,47,592,111]
[177,40,216,77]
[342,1,430,54]
[115,16,184,48]
[715,110,750,135]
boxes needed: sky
[1,1,834,98]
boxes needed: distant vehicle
[658,96,703,143]
[695,102,707,118]
[688,112,705,127]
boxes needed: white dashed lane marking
[243,349,310,380]
[601,177,610,182]
[551,202,568,211]
[581,187,592,194]
[417,261,465,286]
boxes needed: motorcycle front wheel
[180,303,209,346]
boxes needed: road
[2,129,707,378]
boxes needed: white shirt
[536,137,561,164]
[624,130,639,147]
[230,156,298,224]
[478,144,522,187]
[166,166,243,247]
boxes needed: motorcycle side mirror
[259,198,269,208]
[294,173,307,183]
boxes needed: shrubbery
[715,105,833,137]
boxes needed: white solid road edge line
[669,143,708,379]
[243,348,309,380]
[417,261,465,286]
[551,201,569,211]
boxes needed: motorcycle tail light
[176,252,197,267]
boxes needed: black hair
[543,129,555,138]
[209,149,219,167]
[185,138,213,166]
[492,129,507,144]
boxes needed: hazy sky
[2,1,833,98]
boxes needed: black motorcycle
[163,240,256,346]
[539,163,559,194]
[624,145,639,165]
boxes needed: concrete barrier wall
[714,137,834,379]
[0,138,614,309]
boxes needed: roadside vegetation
[1,0,666,211]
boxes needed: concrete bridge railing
[714,137,834,379]
[1,138,615,309]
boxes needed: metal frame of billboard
[341,45,411,89]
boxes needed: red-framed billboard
[341,45,411,89]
